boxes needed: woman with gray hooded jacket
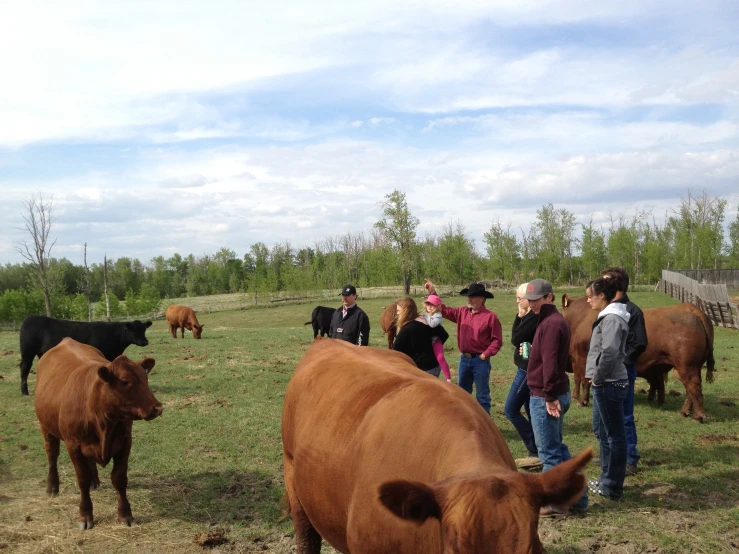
[585,277,630,500]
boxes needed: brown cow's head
[97,355,163,421]
[379,448,593,554]
[193,324,204,339]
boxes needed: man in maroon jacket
[524,278,588,516]
[424,279,503,414]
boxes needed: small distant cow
[19,316,152,396]
[34,338,162,530]
[304,306,335,338]
[165,305,204,339]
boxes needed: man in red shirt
[424,279,503,414]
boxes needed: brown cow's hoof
[118,515,135,526]
[78,518,94,530]
[47,487,58,497]
[678,409,690,418]
[90,479,100,491]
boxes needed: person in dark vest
[329,285,370,346]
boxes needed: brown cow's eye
[120,379,129,386]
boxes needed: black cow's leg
[19,356,33,396]
[41,427,60,496]
[67,445,95,530]
[111,435,134,526]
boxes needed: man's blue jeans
[592,382,628,499]
[458,355,491,414]
[624,364,639,466]
[504,368,537,456]
[530,392,588,510]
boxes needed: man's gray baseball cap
[523,278,553,300]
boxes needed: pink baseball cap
[424,294,443,306]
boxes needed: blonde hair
[396,297,419,334]
[516,283,529,296]
[424,301,441,315]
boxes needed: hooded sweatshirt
[585,302,630,386]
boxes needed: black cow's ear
[145,321,152,328]
[98,366,114,383]
[125,322,133,330]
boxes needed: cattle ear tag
[98,366,114,383]
[138,358,156,374]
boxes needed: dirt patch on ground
[183,374,203,380]
[163,394,207,408]
[696,433,739,446]
[170,355,208,362]
[0,350,14,356]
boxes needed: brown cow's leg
[582,380,592,407]
[180,325,185,338]
[284,456,321,554]
[676,369,705,422]
[41,428,60,496]
[169,323,177,339]
[67,445,95,530]
[88,458,100,490]
[111,436,134,526]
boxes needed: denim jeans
[423,366,441,378]
[530,392,588,510]
[624,364,639,466]
[458,356,491,414]
[504,368,537,456]
[592,382,628,499]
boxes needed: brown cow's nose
[147,403,163,420]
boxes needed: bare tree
[103,255,111,321]
[16,193,56,316]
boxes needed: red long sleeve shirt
[441,304,503,359]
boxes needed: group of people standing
[327,269,647,516]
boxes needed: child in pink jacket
[423,295,452,382]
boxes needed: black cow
[304,306,336,339]
[18,316,152,396]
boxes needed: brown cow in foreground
[166,304,204,339]
[561,295,715,422]
[34,338,163,529]
[379,302,398,348]
[282,339,592,554]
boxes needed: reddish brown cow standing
[166,304,204,339]
[282,339,592,554]
[34,338,163,530]
[561,295,715,422]
[379,302,398,348]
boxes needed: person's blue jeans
[530,392,588,510]
[458,356,491,414]
[592,382,628,499]
[624,364,639,466]
[504,368,537,456]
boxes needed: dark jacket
[616,294,648,366]
[393,320,449,371]
[526,303,570,402]
[329,305,370,346]
[511,310,538,370]
[585,303,630,385]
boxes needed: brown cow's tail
[279,490,291,522]
[705,339,715,384]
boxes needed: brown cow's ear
[98,366,114,383]
[138,357,156,374]
[378,480,441,524]
[529,447,593,508]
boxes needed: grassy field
[0,290,737,553]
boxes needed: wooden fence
[674,269,739,289]
[659,270,739,329]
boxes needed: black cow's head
[125,320,152,347]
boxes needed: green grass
[1,292,737,553]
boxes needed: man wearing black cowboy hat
[329,284,370,346]
[424,279,503,414]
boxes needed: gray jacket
[585,303,630,385]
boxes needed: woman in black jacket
[392,297,448,377]
[504,283,539,465]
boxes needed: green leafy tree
[484,220,521,283]
[728,204,739,264]
[374,190,419,294]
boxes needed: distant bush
[124,284,161,317]
[0,289,45,323]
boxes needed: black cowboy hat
[459,282,494,299]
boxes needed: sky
[1,0,738,265]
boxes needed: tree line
[1,189,738,324]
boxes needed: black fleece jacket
[616,294,648,366]
[511,310,538,370]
